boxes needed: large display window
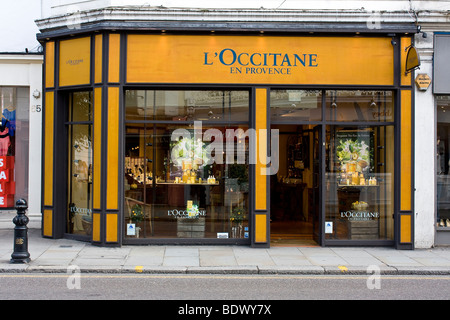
[124,90,250,239]
[324,90,395,241]
[436,96,450,229]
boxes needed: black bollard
[10,199,30,264]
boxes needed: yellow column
[398,36,414,247]
[92,87,102,242]
[400,90,412,212]
[42,40,56,238]
[254,88,269,244]
[105,86,120,243]
[43,91,54,237]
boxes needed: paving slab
[0,221,449,275]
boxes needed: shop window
[66,91,93,236]
[124,90,250,240]
[325,125,395,240]
[0,87,29,208]
[270,90,322,122]
[326,90,394,122]
[436,96,450,228]
[125,90,249,122]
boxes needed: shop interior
[270,124,320,246]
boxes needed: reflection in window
[325,125,394,240]
[124,90,250,240]
[270,90,322,122]
[326,90,394,122]
[125,90,249,122]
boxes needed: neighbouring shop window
[436,96,450,228]
[66,91,93,236]
[124,90,250,239]
[0,87,29,207]
[324,90,395,241]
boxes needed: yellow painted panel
[43,209,53,237]
[108,34,121,83]
[255,88,267,211]
[93,87,102,209]
[400,215,412,243]
[127,35,394,85]
[106,213,118,242]
[92,213,101,242]
[44,91,54,207]
[400,37,412,86]
[255,214,267,243]
[107,87,119,210]
[59,37,91,86]
[95,34,103,84]
[45,42,55,88]
[400,90,412,211]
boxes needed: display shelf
[156,181,219,186]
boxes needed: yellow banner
[127,35,394,85]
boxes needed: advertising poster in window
[336,129,374,175]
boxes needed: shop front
[39,28,416,248]
[0,53,42,217]
[434,33,450,245]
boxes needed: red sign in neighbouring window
[0,156,14,207]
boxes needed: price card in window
[325,222,333,234]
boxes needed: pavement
[1,211,450,275]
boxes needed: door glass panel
[67,92,93,236]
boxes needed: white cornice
[35,6,450,33]
[0,54,43,64]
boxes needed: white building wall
[414,32,436,248]
[0,1,46,216]
[0,55,43,216]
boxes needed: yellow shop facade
[38,17,417,248]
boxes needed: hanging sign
[405,45,420,75]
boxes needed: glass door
[66,91,93,237]
[312,125,322,245]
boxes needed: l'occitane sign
[127,35,393,85]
